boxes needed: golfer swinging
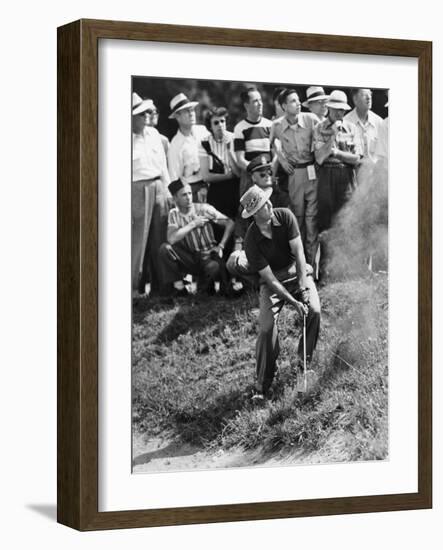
[228,179,321,400]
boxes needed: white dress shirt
[132,126,170,184]
[344,108,384,161]
[167,125,209,183]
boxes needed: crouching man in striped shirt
[159,178,235,297]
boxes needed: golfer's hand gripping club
[293,299,308,317]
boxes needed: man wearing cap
[313,90,361,234]
[167,93,209,203]
[344,88,384,183]
[159,179,235,296]
[232,185,321,399]
[132,92,171,294]
[226,153,276,290]
[270,89,319,269]
[302,86,329,122]
[247,153,274,189]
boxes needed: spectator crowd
[132,84,388,299]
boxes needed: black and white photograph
[131,75,389,474]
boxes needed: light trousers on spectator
[132,178,169,292]
[287,168,318,266]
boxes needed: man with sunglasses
[248,154,274,191]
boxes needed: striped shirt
[168,203,224,252]
[199,131,235,173]
[233,117,272,161]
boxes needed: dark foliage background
[133,75,388,140]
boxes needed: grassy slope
[132,272,388,464]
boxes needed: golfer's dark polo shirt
[244,208,300,273]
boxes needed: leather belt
[322,162,350,169]
[133,175,161,183]
[289,161,314,169]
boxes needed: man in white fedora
[132,92,171,295]
[302,86,330,122]
[167,92,209,203]
[312,90,361,277]
[231,185,321,400]
[344,88,384,183]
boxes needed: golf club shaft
[303,312,307,392]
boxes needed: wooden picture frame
[57,18,432,530]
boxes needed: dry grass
[132,272,388,464]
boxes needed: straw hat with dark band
[302,86,330,108]
[240,185,273,219]
[169,93,199,119]
[132,92,155,115]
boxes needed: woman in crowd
[200,107,241,220]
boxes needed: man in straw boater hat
[158,178,237,297]
[302,86,330,122]
[229,184,321,400]
[167,92,209,203]
[132,92,171,296]
[312,90,362,278]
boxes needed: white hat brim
[133,100,155,115]
[168,101,199,119]
[241,187,273,219]
[325,102,351,111]
[302,95,330,108]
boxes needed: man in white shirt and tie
[167,93,209,203]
